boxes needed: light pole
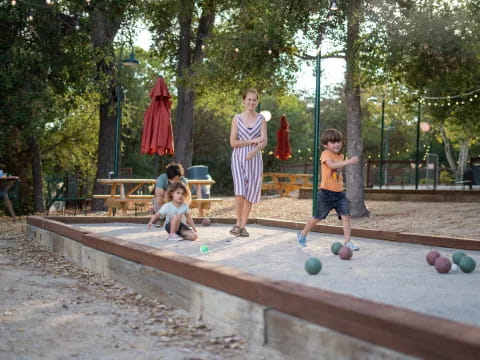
[367,96,386,189]
[312,1,338,215]
[113,48,139,178]
[415,102,421,189]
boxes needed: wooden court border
[27,216,480,360]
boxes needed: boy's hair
[165,162,184,180]
[242,88,259,100]
[321,129,343,146]
[165,181,191,204]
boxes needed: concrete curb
[26,216,480,360]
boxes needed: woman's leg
[234,195,244,226]
[240,200,252,229]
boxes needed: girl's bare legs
[169,214,181,234]
[240,200,252,229]
[180,228,198,241]
[341,215,351,244]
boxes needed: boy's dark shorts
[165,222,191,235]
[313,189,351,220]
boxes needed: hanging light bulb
[268,49,272,55]
[46,0,53,5]
[11,0,16,5]
[75,24,80,31]
[27,11,34,21]
[234,47,239,53]
[86,0,91,4]
[330,0,338,11]
[201,44,205,50]
[327,11,334,22]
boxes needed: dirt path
[0,219,281,360]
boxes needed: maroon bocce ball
[201,218,211,226]
[434,256,452,274]
[426,250,441,265]
[338,246,353,260]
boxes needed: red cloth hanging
[141,77,174,156]
[274,114,292,160]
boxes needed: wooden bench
[92,194,154,215]
[262,172,313,197]
[190,198,223,217]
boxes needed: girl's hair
[165,181,191,204]
[321,128,343,145]
[165,162,184,179]
[242,88,259,100]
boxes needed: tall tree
[343,0,370,216]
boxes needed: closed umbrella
[274,114,292,160]
[141,76,174,156]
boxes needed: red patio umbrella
[141,76,174,156]
[274,114,292,160]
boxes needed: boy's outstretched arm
[325,156,359,170]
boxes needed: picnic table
[0,175,19,220]
[262,172,314,197]
[94,178,222,216]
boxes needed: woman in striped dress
[229,89,268,237]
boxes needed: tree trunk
[440,125,457,174]
[89,8,124,211]
[344,0,369,217]
[456,139,470,181]
[29,135,45,213]
[173,0,215,168]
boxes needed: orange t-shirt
[320,149,344,192]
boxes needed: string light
[46,0,53,5]
[234,47,239,53]
[11,0,16,6]
[268,49,272,55]
[27,11,33,21]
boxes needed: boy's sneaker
[345,242,359,251]
[168,234,183,241]
[297,232,307,247]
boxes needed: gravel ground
[0,218,282,360]
[205,197,480,239]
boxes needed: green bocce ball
[452,251,466,265]
[330,242,343,255]
[459,256,476,273]
[305,257,322,275]
[200,245,209,254]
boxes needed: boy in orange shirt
[297,129,360,250]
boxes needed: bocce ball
[305,257,322,275]
[199,245,209,254]
[434,256,451,274]
[452,251,466,265]
[201,218,211,226]
[426,250,441,265]
[459,256,476,273]
[330,242,343,255]
[338,246,353,260]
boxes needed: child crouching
[148,181,198,241]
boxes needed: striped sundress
[231,114,264,204]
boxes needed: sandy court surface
[77,222,480,328]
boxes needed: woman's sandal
[229,225,241,235]
[239,228,249,237]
